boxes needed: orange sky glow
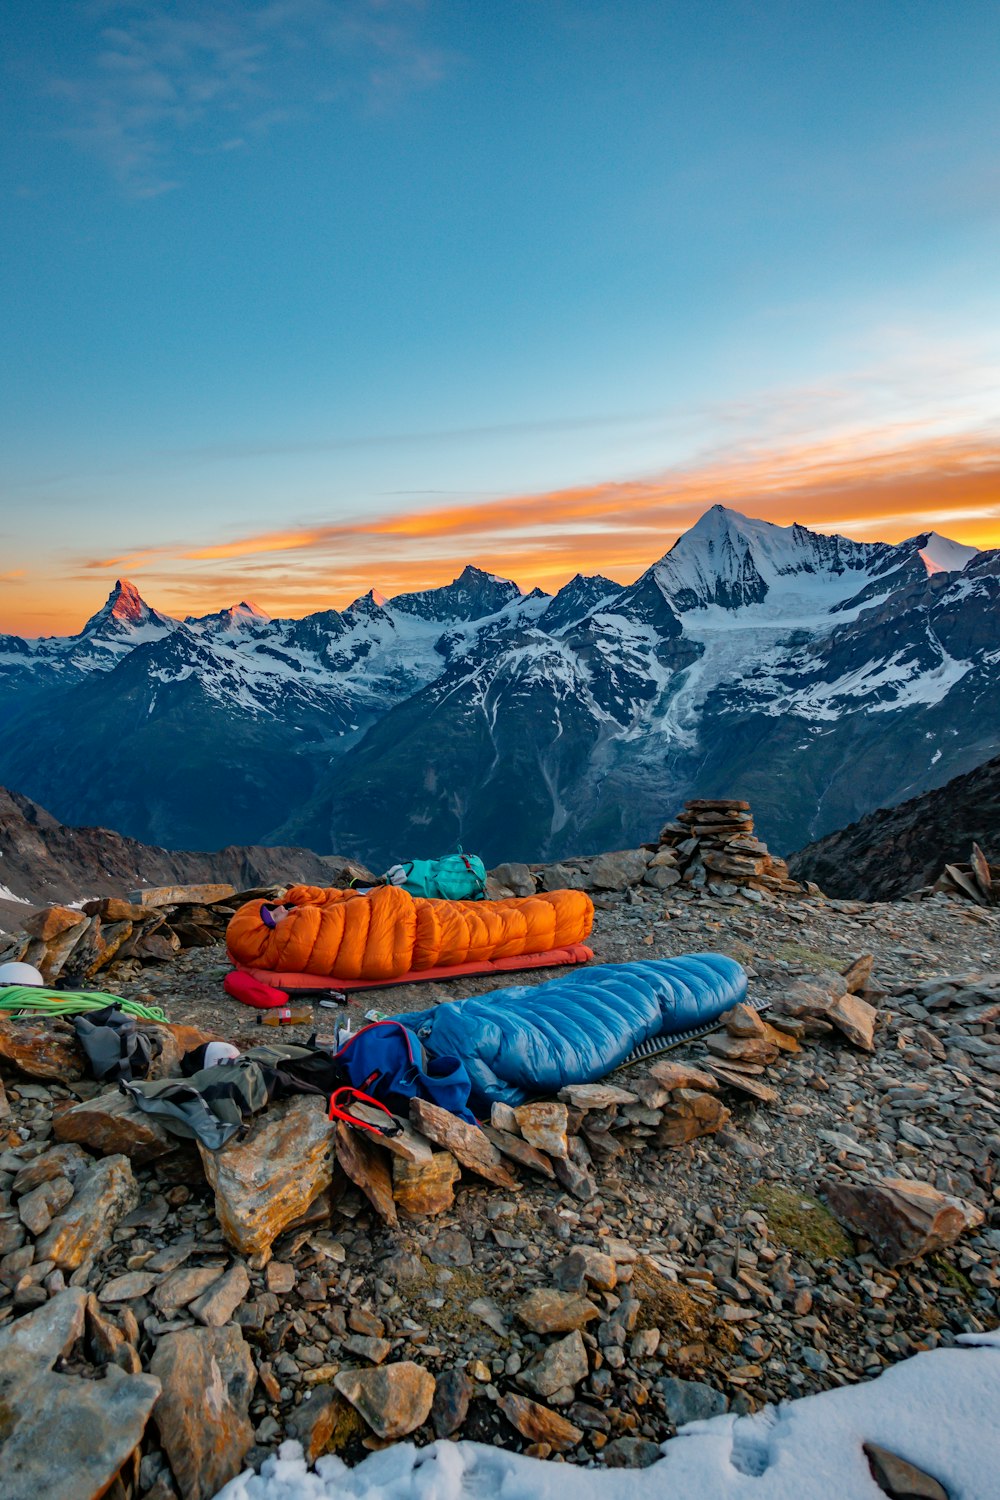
[5,428,999,635]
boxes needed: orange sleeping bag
[226,883,594,984]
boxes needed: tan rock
[0,1019,82,1081]
[54,1088,176,1165]
[520,1328,588,1399]
[841,953,875,994]
[824,1177,984,1267]
[17,1174,73,1234]
[190,1264,250,1327]
[333,1361,435,1440]
[409,1098,517,1188]
[557,1083,638,1110]
[345,1105,432,1163]
[35,1155,139,1270]
[150,1325,256,1500]
[863,1442,948,1499]
[490,1102,519,1133]
[39,919,96,983]
[392,1151,460,1217]
[199,1096,335,1258]
[11,1144,89,1194]
[286,1387,365,1461]
[483,1125,556,1178]
[706,1032,779,1065]
[334,1121,397,1226]
[154,1265,226,1313]
[703,1063,779,1103]
[656,1089,731,1146]
[127,883,236,907]
[647,1058,719,1093]
[100,1271,157,1303]
[514,1287,601,1334]
[514,1100,569,1159]
[498,1392,583,1453]
[575,1245,617,1290]
[0,1288,160,1500]
[825,992,877,1050]
[21,906,88,943]
[721,1003,768,1038]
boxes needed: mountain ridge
[1,506,996,865]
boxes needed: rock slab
[150,1325,256,1500]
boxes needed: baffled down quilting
[393,954,748,1109]
[225,883,594,983]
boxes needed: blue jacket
[394,953,747,1110]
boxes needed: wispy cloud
[46,1,452,195]
[72,424,1000,614]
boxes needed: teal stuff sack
[386,852,487,901]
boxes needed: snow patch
[0,884,30,904]
[214,1337,1000,1500]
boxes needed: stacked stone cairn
[655,798,806,898]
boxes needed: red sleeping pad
[226,941,594,995]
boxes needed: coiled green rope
[0,986,168,1022]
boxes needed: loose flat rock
[334,1361,436,1440]
[154,1265,225,1313]
[392,1151,460,1217]
[703,1062,780,1103]
[0,1288,161,1500]
[100,1270,158,1303]
[54,1088,177,1164]
[656,1089,731,1146]
[520,1329,588,1399]
[864,1442,949,1500]
[11,1143,89,1194]
[826,991,877,1050]
[498,1392,583,1453]
[647,1059,719,1092]
[658,1375,728,1426]
[35,1154,138,1270]
[150,1325,256,1500]
[483,1125,556,1178]
[410,1097,516,1188]
[128,883,236,907]
[515,1287,601,1334]
[514,1100,570,1158]
[346,1104,432,1163]
[334,1121,398,1226]
[825,1177,984,1267]
[557,1083,638,1110]
[199,1096,336,1257]
[706,1032,778,1064]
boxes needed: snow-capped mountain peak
[78,579,178,650]
[917,533,978,576]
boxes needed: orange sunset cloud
[6,427,1000,634]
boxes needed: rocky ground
[1,866,999,1499]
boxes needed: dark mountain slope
[788,754,1000,899]
[0,784,338,915]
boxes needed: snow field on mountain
[215,1333,1000,1500]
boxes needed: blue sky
[2,1,1000,631]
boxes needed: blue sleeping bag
[394,954,747,1112]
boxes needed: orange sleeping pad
[226,883,595,985]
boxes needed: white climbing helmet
[0,961,45,987]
